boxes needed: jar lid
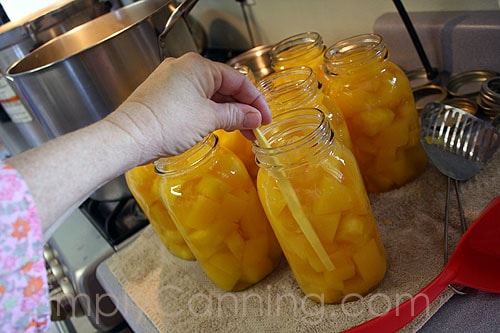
[477,76,500,118]
[447,70,499,99]
[413,84,448,111]
[406,67,442,89]
[442,98,478,115]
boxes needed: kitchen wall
[2,0,498,48]
[190,0,500,49]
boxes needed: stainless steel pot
[226,45,274,81]
[0,0,112,72]
[23,0,114,44]
[6,0,200,201]
[5,0,199,138]
[0,0,113,155]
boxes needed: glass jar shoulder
[322,62,413,113]
[324,59,407,86]
[160,146,252,200]
[257,142,369,211]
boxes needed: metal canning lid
[442,98,478,115]
[477,76,500,117]
[413,84,448,111]
[406,67,441,89]
[480,77,500,104]
[447,70,499,98]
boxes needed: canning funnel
[343,196,500,333]
[420,102,500,264]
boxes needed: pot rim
[0,0,105,49]
[6,0,170,77]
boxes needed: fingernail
[243,112,261,128]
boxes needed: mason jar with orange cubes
[256,66,352,150]
[270,31,326,84]
[154,133,282,291]
[253,108,387,303]
[125,163,195,260]
[321,33,427,193]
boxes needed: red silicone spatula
[343,196,500,333]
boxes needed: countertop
[96,150,500,332]
[96,261,500,332]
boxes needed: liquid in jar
[257,66,352,150]
[321,33,427,193]
[253,108,386,303]
[125,163,195,260]
[154,134,283,291]
[270,32,326,83]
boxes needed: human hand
[105,52,271,163]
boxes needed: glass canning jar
[321,33,427,193]
[257,66,352,149]
[154,133,282,291]
[270,32,326,83]
[125,163,195,260]
[253,108,386,304]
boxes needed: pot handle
[158,0,199,60]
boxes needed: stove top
[80,196,149,248]
[46,196,149,331]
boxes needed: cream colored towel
[106,150,499,332]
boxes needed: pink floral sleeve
[0,162,50,332]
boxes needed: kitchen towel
[105,150,499,332]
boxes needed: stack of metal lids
[477,77,500,119]
[446,70,500,119]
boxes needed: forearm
[7,112,143,235]
[4,53,271,237]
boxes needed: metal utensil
[343,196,500,333]
[420,102,500,264]
[158,0,199,60]
[392,0,438,80]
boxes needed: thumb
[212,102,264,132]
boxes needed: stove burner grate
[80,197,149,247]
